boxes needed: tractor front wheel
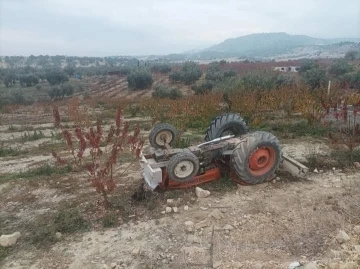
[231,131,281,184]
[167,152,200,182]
[149,123,177,149]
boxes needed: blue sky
[0,0,359,56]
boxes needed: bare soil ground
[1,107,360,269]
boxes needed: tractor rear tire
[149,123,177,149]
[167,152,200,183]
[205,113,248,141]
[231,131,281,184]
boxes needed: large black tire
[205,113,248,141]
[231,131,281,184]
[167,152,200,182]
[149,123,177,149]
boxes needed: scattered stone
[185,221,195,232]
[195,219,210,230]
[253,263,264,269]
[0,232,21,247]
[353,225,360,234]
[304,262,318,269]
[313,168,319,173]
[289,262,302,269]
[195,187,210,198]
[330,250,343,259]
[328,263,339,269]
[111,262,117,269]
[213,261,222,268]
[55,232,62,239]
[172,207,179,213]
[165,207,172,213]
[223,224,234,231]
[209,209,224,220]
[181,246,210,265]
[187,234,201,244]
[131,248,141,257]
[166,199,174,206]
[184,205,189,211]
[340,262,357,269]
[336,230,350,244]
[353,162,360,169]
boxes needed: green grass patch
[256,121,329,138]
[102,212,118,228]
[203,173,237,192]
[29,208,89,247]
[0,246,10,262]
[0,163,72,183]
[0,147,25,157]
[21,130,46,142]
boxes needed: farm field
[1,59,360,269]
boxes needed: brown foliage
[51,103,144,208]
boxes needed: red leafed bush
[52,104,144,208]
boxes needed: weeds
[102,212,118,228]
[21,130,45,141]
[29,208,89,247]
[52,104,144,209]
[0,147,22,157]
[0,246,10,262]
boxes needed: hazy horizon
[1,0,359,57]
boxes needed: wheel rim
[248,147,276,176]
[174,160,194,179]
[155,130,173,146]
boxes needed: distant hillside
[184,32,360,60]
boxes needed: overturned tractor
[140,113,308,190]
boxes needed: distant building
[274,66,300,72]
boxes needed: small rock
[353,162,360,169]
[304,262,318,269]
[195,219,210,230]
[172,207,179,213]
[55,232,62,239]
[223,224,234,231]
[336,230,350,244]
[0,232,21,247]
[340,262,357,269]
[213,261,222,268]
[111,262,117,269]
[195,187,210,198]
[253,263,264,269]
[330,250,343,259]
[161,211,165,214]
[288,262,302,269]
[209,209,224,220]
[167,199,174,206]
[220,208,227,213]
[354,245,360,252]
[187,234,200,244]
[184,205,189,211]
[165,207,172,213]
[185,221,195,232]
[131,248,141,256]
[328,263,340,269]
[353,225,360,234]
[313,168,319,173]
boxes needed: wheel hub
[248,147,276,176]
[155,130,173,146]
[174,161,194,178]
